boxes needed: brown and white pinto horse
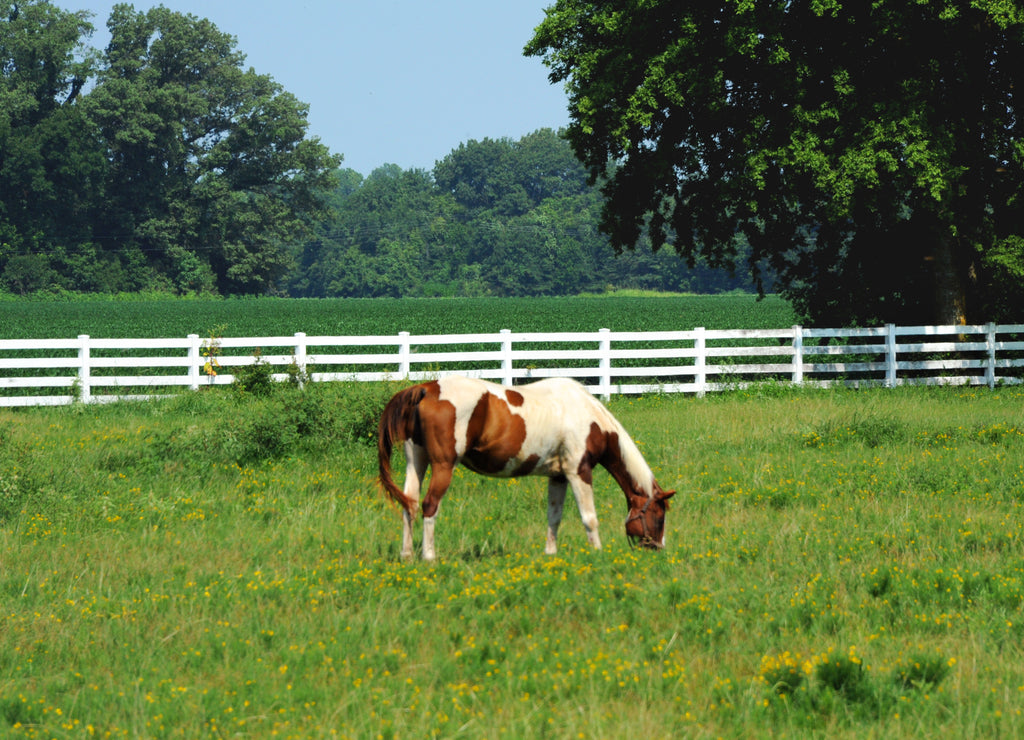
[378,375,674,560]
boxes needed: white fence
[1,323,1023,407]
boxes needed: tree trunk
[931,232,967,326]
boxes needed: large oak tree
[1,1,340,295]
[526,1,1024,325]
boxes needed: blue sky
[59,1,570,175]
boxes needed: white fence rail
[2,323,1023,407]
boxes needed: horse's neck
[590,404,652,498]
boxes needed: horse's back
[521,376,590,396]
[436,376,603,418]
[428,376,601,476]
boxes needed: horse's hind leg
[420,463,453,561]
[401,440,428,560]
[546,475,568,555]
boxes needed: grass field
[2,379,1023,737]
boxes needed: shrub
[232,350,276,397]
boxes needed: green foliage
[0,468,23,521]
[0,1,339,297]
[289,131,758,299]
[56,380,397,474]
[804,413,906,449]
[231,350,277,397]
[84,4,340,295]
[815,649,869,698]
[0,1,102,273]
[893,652,953,690]
[527,1,1024,325]
[1,4,758,300]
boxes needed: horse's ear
[657,488,676,501]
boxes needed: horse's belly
[460,449,562,479]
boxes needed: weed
[200,324,225,379]
[805,413,905,448]
[815,647,868,698]
[0,469,23,519]
[893,652,954,690]
[759,651,812,696]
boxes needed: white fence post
[77,334,91,403]
[398,331,411,378]
[791,324,804,385]
[187,334,201,390]
[500,329,513,386]
[598,328,611,401]
[986,322,997,389]
[694,327,706,397]
[885,324,897,387]
[294,332,307,388]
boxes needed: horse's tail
[377,384,426,512]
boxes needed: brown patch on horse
[415,390,458,466]
[581,422,644,499]
[406,381,441,447]
[462,392,528,474]
[505,389,525,406]
[576,421,611,486]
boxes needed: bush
[232,350,277,397]
[330,381,405,446]
[144,380,403,467]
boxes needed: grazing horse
[377,376,674,560]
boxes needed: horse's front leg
[567,472,602,551]
[401,441,428,560]
[546,475,568,555]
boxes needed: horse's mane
[589,395,654,497]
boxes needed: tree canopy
[526,0,1024,325]
[1,1,758,300]
[1,1,339,295]
[287,130,755,299]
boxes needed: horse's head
[625,483,675,550]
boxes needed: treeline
[1,2,340,297]
[1,2,755,300]
[288,130,758,298]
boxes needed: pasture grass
[2,382,1024,737]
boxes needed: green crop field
[0,294,796,339]
[2,378,1023,737]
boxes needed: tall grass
[1,383,1023,737]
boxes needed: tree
[434,128,591,219]
[297,166,458,298]
[1,2,341,295]
[526,1,1024,325]
[81,4,340,294]
[0,1,102,280]
[287,130,761,299]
